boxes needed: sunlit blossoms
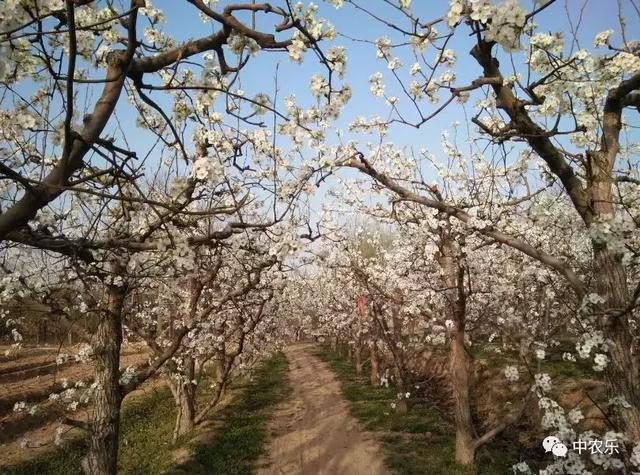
[369,72,385,97]
[1,1,640,474]
[504,365,519,382]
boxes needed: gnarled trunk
[438,227,475,466]
[370,342,379,386]
[355,303,365,375]
[354,342,363,375]
[82,267,126,475]
[591,167,640,440]
[168,356,197,442]
[174,385,196,439]
[192,348,230,426]
[450,322,475,465]
[594,245,640,439]
[393,369,408,415]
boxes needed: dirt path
[257,344,388,475]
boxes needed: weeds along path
[257,344,388,475]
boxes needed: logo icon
[542,436,568,457]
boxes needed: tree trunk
[595,245,640,439]
[393,364,408,415]
[395,398,408,414]
[370,342,379,386]
[355,303,364,375]
[438,226,476,466]
[192,349,229,426]
[590,167,640,440]
[82,265,126,475]
[214,347,227,399]
[355,341,363,375]
[174,383,196,441]
[168,356,197,442]
[450,323,475,465]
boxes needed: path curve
[257,344,388,475]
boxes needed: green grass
[313,346,520,475]
[118,386,179,473]
[1,353,288,475]
[541,357,596,380]
[0,385,177,475]
[0,433,84,475]
[167,352,289,475]
[472,345,597,381]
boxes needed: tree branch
[339,153,587,298]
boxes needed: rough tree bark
[389,304,409,415]
[331,336,339,352]
[393,366,409,415]
[167,356,197,442]
[354,341,363,375]
[355,300,365,375]
[437,225,475,465]
[591,169,640,439]
[370,340,379,386]
[82,260,127,475]
[190,346,229,426]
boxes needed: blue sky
[10,1,636,224]
[112,0,635,223]
[12,1,639,159]
[149,0,639,148]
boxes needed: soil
[257,344,388,475]
[0,345,150,467]
[0,378,164,467]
